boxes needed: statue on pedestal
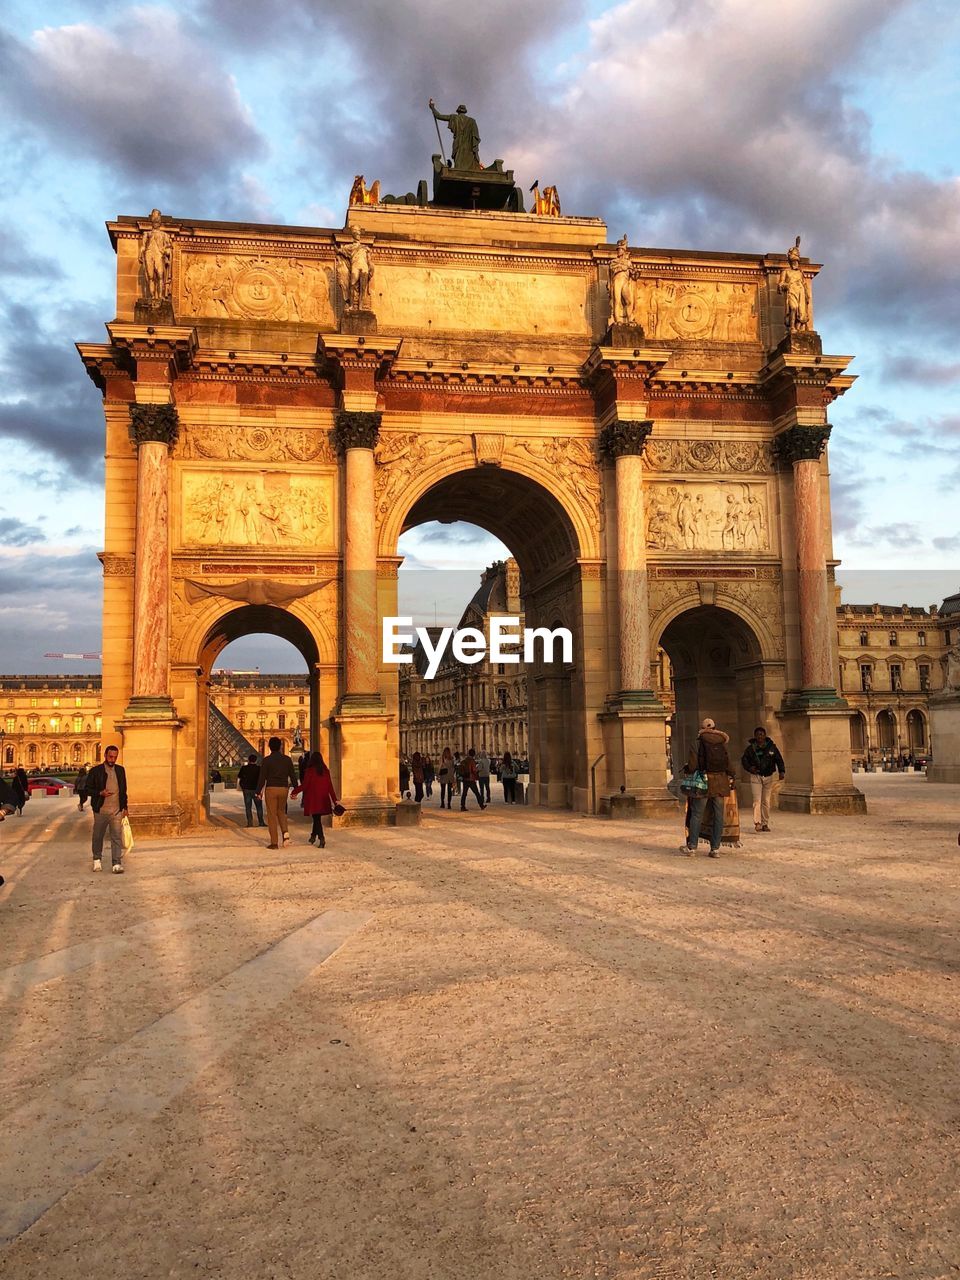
[137,208,174,320]
[778,236,812,333]
[336,227,375,313]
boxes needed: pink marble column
[778,425,835,693]
[333,410,381,701]
[129,404,178,704]
[600,419,657,700]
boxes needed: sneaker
[708,849,720,858]
[678,845,695,857]
[112,863,124,874]
[92,858,102,872]
[281,833,290,845]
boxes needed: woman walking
[292,751,338,848]
[438,747,455,809]
[411,751,425,802]
[75,765,89,812]
[12,768,28,816]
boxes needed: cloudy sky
[1,0,958,674]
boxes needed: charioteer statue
[427,97,523,211]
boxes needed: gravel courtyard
[1,774,957,1280]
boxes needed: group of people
[236,738,341,849]
[680,719,786,857]
[399,749,527,809]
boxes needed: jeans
[502,777,517,803]
[686,792,724,851]
[440,781,453,807]
[460,780,484,809]
[242,788,264,825]
[92,809,124,865]
[413,778,424,802]
[478,775,491,802]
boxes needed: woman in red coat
[292,751,338,847]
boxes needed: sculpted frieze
[374,433,465,516]
[633,279,758,342]
[179,252,336,325]
[180,471,333,548]
[177,425,335,463]
[646,481,769,552]
[510,436,602,520]
[643,439,773,474]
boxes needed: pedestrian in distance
[256,736,298,849]
[741,726,785,833]
[452,751,463,797]
[399,755,410,797]
[680,718,735,858]
[423,755,435,798]
[500,752,519,803]
[438,747,455,809]
[74,765,89,811]
[476,748,491,804]
[86,745,129,873]
[12,767,28,815]
[292,751,339,847]
[411,751,425,802]
[459,748,486,811]
[237,752,265,828]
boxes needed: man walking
[459,748,486,811]
[476,748,491,804]
[257,736,298,848]
[741,726,786,833]
[86,745,128,874]
[237,752,265,828]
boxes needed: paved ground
[0,775,958,1280]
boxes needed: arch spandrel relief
[178,252,336,325]
[179,470,334,549]
[646,481,771,553]
[176,426,335,464]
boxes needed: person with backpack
[458,748,486,811]
[679,718,735,858]
[741,726,786,833]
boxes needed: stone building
[78,133,879,830]
[0,677,103,770]
[208,671,310,757]
[399,560,529,761]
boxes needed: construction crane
[43,652,102,660]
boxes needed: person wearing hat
[429,99,482,171]
[680,718,735,858]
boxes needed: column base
[114,706,185,836]
[337,692,385,714]
[927,692,960,783]
[332,705,393,818]
[126,802,184,837]
[781,688,849,711]
[598,699,672,816]
[777,702,866,816]
[599,788,678,819]
[122,694,180,720]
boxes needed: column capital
[129,403,179,448]
[333,409,381,453]
[598,419,654,462]
[773,423,832,465]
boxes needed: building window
[73,716,82,733]
[72,743,83,763]
[52,697,60,708]
[888,631,898,646]
[3,745,12,765]
[50,743,61,763]
[298,695,305,705]
[918,631,926,647]
[50,717,60,732]
[75,696,83,707]
[5,715,13,733]
[237,713,245,728]
[30,697,37,708]
[278,713,286,730]
[278,696,285,705]
[28,715,38,732]
[95,716,102,732]
[890,663,902,691]
[297,712,305,728]
[919,664,930,692]
[497,664,505,675]
[859,664,872,692]
[95,744,101,762]
[28,743,38,764]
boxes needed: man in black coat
[85,745,129,873]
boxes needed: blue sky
[0,0,958,673]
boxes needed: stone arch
[850,711,867,757]
[906,707,927,753]
[651,590,781,667]
[876,708,897,753]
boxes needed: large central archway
[388,465,597,808]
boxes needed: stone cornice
[319,334,402,369]
[388,358,585,392]
[332,410,381,453]
[773,423,832,465]
[76,342,129,393]
[106,323,198,377]
[598,419,654,461]
[129,403,180,449]
[582,346,672,384]
[759,351,855,405]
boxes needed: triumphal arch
[78,120,865,832]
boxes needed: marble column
[599,419,657,702]
[128,404,178,709]
[333,409,381,705]
[776,425,836,696]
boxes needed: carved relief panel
[178,469,334,549]
[178,253,336,326]
[646,481,770,553]
[176,425,334,464]
[633,279,758,342]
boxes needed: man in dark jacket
[741,727,786,833]
[680,719,734,858]
[257,737,298,848]
[237,753,265,828]
[86,745,128,873]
